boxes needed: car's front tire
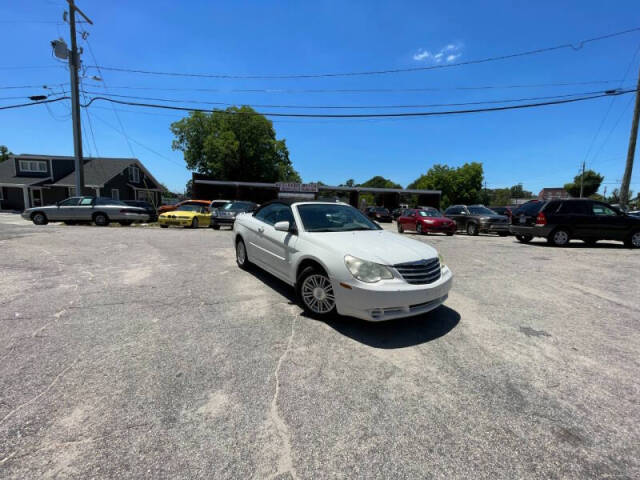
[93,213,109,226]
[467,223,478,236]
[416,223,423,235]
[235,237,251,270]
[549,228,570,247]
[191,218,199,229]
[296,266,336,318]
[32,212,48,225]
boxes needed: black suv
[510,199,640,248]
[443,205,510,236]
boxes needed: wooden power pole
[620,63,640,207]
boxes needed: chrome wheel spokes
[302,274,335,314]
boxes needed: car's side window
[79,198,93,206]
[59,197,80,206]
[558,201,590,215]
[592,203,617,216]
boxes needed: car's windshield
[468,206,496,215]
[418,209,440,217]
[297,204,381,232]
[176,205,203,212]
[223,202,253,211]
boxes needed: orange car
[157,199,229,215]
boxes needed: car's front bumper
[480,222,510,233]
[212,216,236,225]
[333,268,453,321]
[158,217,192,226]
[424,223,456,233]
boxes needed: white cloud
[413,43,462,63]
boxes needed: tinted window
[592,203,617,216]
[255,203,293,225]
[445,207,461,215]
[557,201,591,215]
[468,206,495,215]
[418,209,440,217]
[515,201,543,216]
[59,197,81,206]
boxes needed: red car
[397,208,456,235]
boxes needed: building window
[128,166,140,183]
[111,189,119,200]
[19,160,47,173]
[136,190,155,203]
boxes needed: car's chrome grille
[393,258,441,285]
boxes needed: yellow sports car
[158,204,211,228]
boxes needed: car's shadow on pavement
[245,266,461,348]
[323,306,460,349]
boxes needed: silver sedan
[22,196,149,226]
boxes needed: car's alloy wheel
[629,231,640,248]
[94,213,109,226]
[32,212,47,225]
[191,218,199,229]
[550,229,570,246]
[397,222,404,233]
[236,238,250,269]
[467,223,478,236]
[300,272,336,316]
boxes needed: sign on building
[276,182,318,193]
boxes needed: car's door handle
[258,227,264,233]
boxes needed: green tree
[0,145,10,163]
[490,188,512,206]
[408,162,484,209]
[510,183,532,199]
[564,170,604,198]
[358,175,402,189]
[345,178,355,187]
[185,179,193,197]
[170,106,300,183]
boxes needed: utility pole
[66,0,92,195]
[579,161,586,198]
[620,63,640,207]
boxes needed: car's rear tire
[32,212,48,225]
[235,237,251,269]
[467,223,478,236]
[625,230,640,249]
[397,222,404,233]
[296,266,336,319]
[191,218,199,229]
[93,213,109,226]
[160,225,169,228]
[549,228,570,247]
[515,234,533,243]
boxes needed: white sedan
[233,201,453,321]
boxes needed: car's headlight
[423,219,435,224]
[344,255,393,283]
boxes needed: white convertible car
[233,201,453,321]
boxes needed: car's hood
[303,230,438,265]
[419,217,454,223]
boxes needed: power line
[77,88,633,110]
[0,96,69,110]
[76,79,623,94]
[85,26,640,79]
[0,83,67,90]
[79,89,636,118]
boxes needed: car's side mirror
[274,221,290,232]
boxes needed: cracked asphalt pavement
[1,214,639,479]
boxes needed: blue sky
[2,0,640,196]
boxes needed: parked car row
[21,196,257,229]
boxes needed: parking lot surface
[1,215,639,479]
